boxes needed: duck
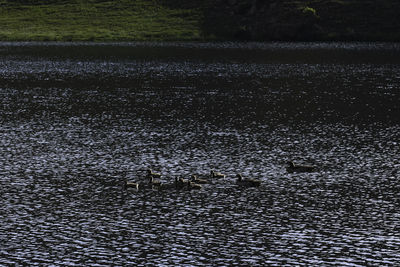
[236,174,261,187]
[191,174,208,184]
[154,180,176,190]
[148,175,162,187]
[286,161,315,173]
[187,181,202,190]
[174,177,189,189]
[147,169,161,178]
[210,170,226,179]
[123,181,139,190]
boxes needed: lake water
[0,42,399,266]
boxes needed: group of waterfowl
[123,169,231,191]
[124,161,316,191]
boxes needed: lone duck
[191,174,208,184]
[187,181,202,190]
[236,174,261,187]
[210,170,226,179]
[123,181,139,190]
[286,161,315,173]
[147,169,161,178]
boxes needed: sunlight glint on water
[0,42,399,265]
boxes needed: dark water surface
[1,42,399,266]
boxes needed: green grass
[0,0,399,42]
[0,0,203,41]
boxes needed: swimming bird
[148,175,162,186]
[147,169,161,178]
[175,177,189,189]
[174,177,183,188]
[187,181,202,190]
[236,174,261,187]
[210,170,226,179]
[153,180,176,190]
[191,174,208,184]
[123,181,139,190]
[286,161,315,173]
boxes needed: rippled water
[1,42,400,266]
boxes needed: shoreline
[1,1,399,43]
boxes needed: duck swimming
[210,170,226,179]
[147,169,161,178]
[191,174,208,184]
[236,174,261,187]
[174,177,188,189]
[286,161,315,173]
[123,181,139,190]
[154,180,176,190]
[187,181,202,190]
[148,175,162,186]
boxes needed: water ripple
[0,43,400,266]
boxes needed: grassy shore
[0,0,399,42]
[0,0,203,41]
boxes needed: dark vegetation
[1,0,399,41]
[200,0,400,41]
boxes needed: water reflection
[0,42,399,265]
